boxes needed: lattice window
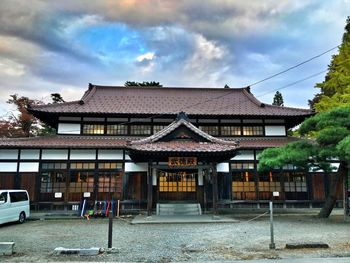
[98,162,123,169]
[106,124,127,135]
[40,162,68,194]
[83,124,104,134]
[284,172,307,192]
[258,171,281,191]
[97,171,122,193]
[130,125,151,135]
[153,125,167,134]
[242,126,264,136]
[40,171,67,193]
[159,172,196,192]
[198,126,219,136]
[221,126,241,136]
[70,162,95,170]
[232,171,255,200]
[69,171,94,193]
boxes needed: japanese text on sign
[168,157,197,167]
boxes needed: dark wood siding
[20,172,36,201]
[0,172,15,189]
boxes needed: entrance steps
[156,203,202,216]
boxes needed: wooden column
[343,167,349,220]
[212,163,218,215]
[147,162,153,216]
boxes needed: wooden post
[108,210,113,248]
[212,163,218,215]
[343,171,349,220]
[147,163,153,216]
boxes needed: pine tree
[310,16,350,112]
[272,91,284,106]
[124,81,162,87]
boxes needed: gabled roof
[128,112,238,153]
[29,84,313,117]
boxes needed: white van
[0,190,30,225]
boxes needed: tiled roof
[0,135,300,150]
[0,135,129,148]
[30,85,313,117]
[236,137,300,149]
[128,141,237,152]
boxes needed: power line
[42,44,339,130]
[248,44,339,87]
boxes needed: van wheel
[19,212,26,224]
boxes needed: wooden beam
[147,162,153,216]
[212,163,218,215]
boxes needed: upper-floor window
[106,124,127,135]
[242,126,263,136]
[153,125,167,134]
[221,126,241,136]
[199,126,219,136]
[83,124,104,135]
[130,125,151,135]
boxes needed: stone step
[157,203,202,216]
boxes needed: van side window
[0,192,8,203]
[9,192,28,202]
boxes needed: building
[0,84,338,214]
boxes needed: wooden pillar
[343,168,349,219]
[212,163,218,215]
[253,150,260,208]
[147,162,153,216]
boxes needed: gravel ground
[0,214,349,262]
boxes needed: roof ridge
[263,103,313,112]
[91,84,248,90]
[80,84,97,103]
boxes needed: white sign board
[273,191,280,197]
[83,192,91,198]
[54,192,62,198]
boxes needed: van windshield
[0,192,8,203]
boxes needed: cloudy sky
[0,0,348,115]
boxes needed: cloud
[0,0,348,111]
[136,52,155,62]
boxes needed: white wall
[231,150,255,160]
[0,150,18,160]
[98,150,123,160]
[217,163,229,172]
[265,125,286,136]
[0,162,17,172]
[125,163,148,172]
[70,150,96,160]
[42,149,68,160]
[152,169,157,186]
[19,162,39,172]
[57,123,81,134]
[20,149,40,160]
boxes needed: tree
[124,81,163,87]
[309,16,350,112]
[6,94,43,137]
[51,93,65,103]
[272,91,284,106]
[0,93,65,137]
[258,107,350,218]
[38,93,65,136]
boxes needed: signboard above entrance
[168,157,197,167]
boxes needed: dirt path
[0,214,349,262]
